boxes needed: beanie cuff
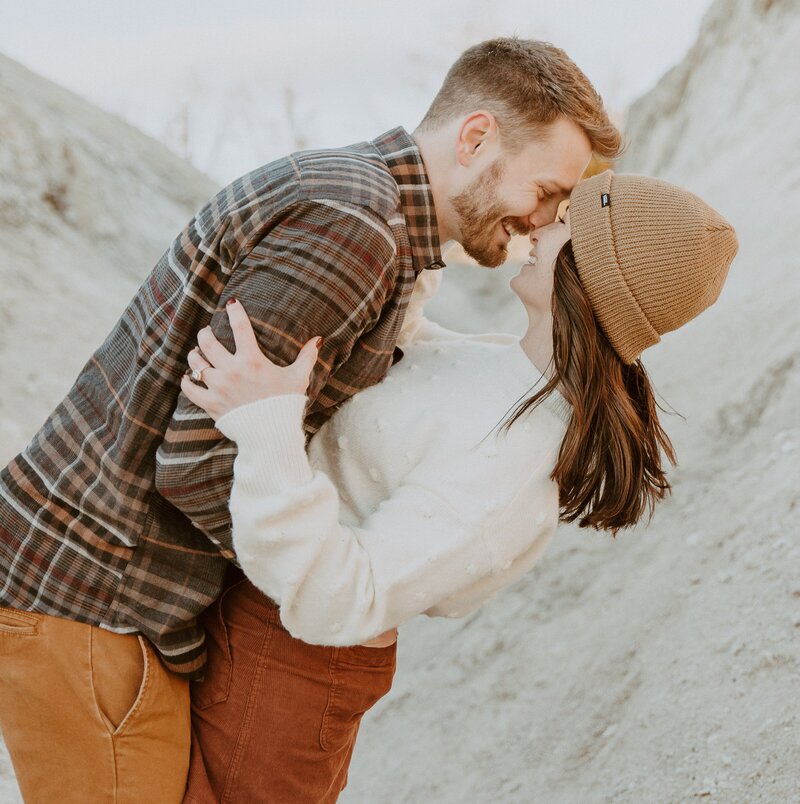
[570,172,660,363]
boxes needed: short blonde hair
[418,37,623,160]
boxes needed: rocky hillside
[344,1,800,801]
[0,54,217,459]
[0,0,798,797]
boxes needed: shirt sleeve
[154,201,398,558]
[213,392,559,645]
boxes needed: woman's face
[510,208,572,317]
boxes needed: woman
[180,172,737,802]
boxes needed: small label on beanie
[601,193,610,208]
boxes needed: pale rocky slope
[1,0,799,798]
[0,54,217,459]
[0,54,216,804]
[343,0,800,801]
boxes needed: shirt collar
[371,127,445,274]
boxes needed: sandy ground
[1,0,799,800]
[341,0,800,800]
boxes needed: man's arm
[154,200,398,557]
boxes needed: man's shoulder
[291,139,402,222]
[194,133,407,247]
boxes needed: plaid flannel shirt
[0,127,443,677]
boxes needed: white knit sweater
[215,318,570,646]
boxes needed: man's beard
[449,159,520,268]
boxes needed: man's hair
[417,37,623,160]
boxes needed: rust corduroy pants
[184,569,397,803]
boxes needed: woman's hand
[180,298,322,421]
[359,628,398,648]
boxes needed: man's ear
[455,111,498,167]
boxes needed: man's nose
[528,199,560,229]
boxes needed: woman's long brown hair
[504,241,676,534]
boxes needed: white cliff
[345,1,800,801]
[0,54,217,459]
[0,0,798,797]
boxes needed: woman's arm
[181,303,559,645]
[213,393,557,645]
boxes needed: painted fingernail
[316,337,324,349]
[226,297,237,305]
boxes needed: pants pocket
[190,578,248,709]
[319,641,397,753]
[90,628,148,734]
[0,607,41,657]
[0,606,40,636]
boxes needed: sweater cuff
[216,394,313,489]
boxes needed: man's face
[450,116,592,267]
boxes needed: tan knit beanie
[568,171,738,364]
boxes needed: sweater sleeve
[215,393,559,645]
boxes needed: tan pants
[0,606,190,803]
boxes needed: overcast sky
[0,0,715,183]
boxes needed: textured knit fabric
[0,128,443,677]
[214,323,570,646]
[570,171,738,363]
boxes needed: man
[0,37,621,802]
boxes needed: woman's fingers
[225,298,260,356]
[187,348,212,379]
[183,315,322,420]
[180,373,212,411]
[292,337,323,393]
[197,326,231,367]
